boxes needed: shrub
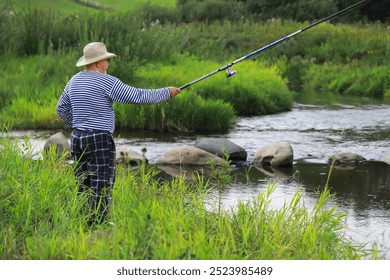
[137,56,292,116]
[115,92,236,132]
[136,2,178,24]
[178,0,244,23]
[304,62,390,98]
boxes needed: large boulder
[383,155,390,165]
[156,145,227,166]
[116,147,148,165]
[43,132,70,158]
[328,152,366,169]
[194,137,247,163]
[252,142,294,167]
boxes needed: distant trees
[357,0,389,22]
[243,0,338,21]
[175,0,388,22]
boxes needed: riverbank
[3,100,390,258]
[0,134,379,259]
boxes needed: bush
[178,0,244,22]
[115,92,236,132]
[136,2,178,24]
[136,56,292,116]
[304,63,390,98]
[199,61,292,115]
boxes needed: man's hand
[169,87,181,97]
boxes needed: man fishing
[56,42,181,226]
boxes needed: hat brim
[76,52,117,67]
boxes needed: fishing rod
[179,0,369,90]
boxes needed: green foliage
[185,20,389,97]
[0,137,85,258]
[278,55,309,91]
[2,0,387,23]
[135,2,179,24]
[0,97,60,129]
[305,23,389,65]
[137,56,292,115]
[0,54,76,128]
[198,61,292,115]
[244,0,338,22]
[0,5,387,132]
[183,20,389,67]
[0,136,372,259]
[0,8,184,60]
[115,92,236,132]
[178,0,245,22]
[304,63,390,98]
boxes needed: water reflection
[156,160,390,257]
[157,161,390,213]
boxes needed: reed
[0,136,375,259]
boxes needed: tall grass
[0,8,184,59]
[0,54,76,129]
[0,136,374,259]
[0,137,84,259]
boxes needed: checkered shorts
[70,129,116,224]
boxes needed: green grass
[98,0,177,11]
[0,0,176,13]
[0,136,377,259]
[2,0,100,13]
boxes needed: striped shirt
[56,71,171,133]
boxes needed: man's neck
[85,64,100,73]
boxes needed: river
[8,94,390,258]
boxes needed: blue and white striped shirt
[56,71,171,133]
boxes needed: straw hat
[76,42,117,67]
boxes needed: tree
[359,0,389,22]
[244,0,337,21]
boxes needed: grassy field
[0,0,176,13]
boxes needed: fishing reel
[226,67,237,78]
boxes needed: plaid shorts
[70,129,116,224]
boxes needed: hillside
[0,0,176,14]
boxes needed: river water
[9,94,390,258]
